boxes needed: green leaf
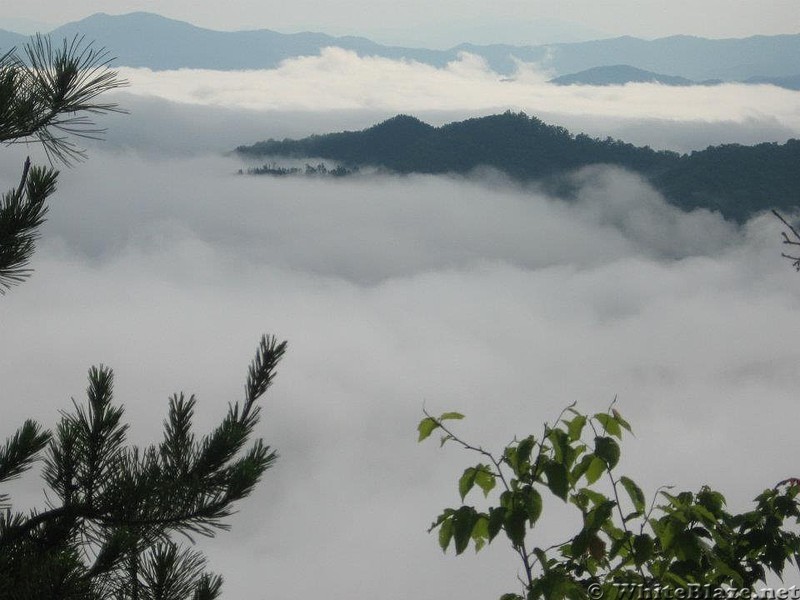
[504,508,527,547]
[594,436,620,470]
[586,500,616,532]
[417,417,439,442]
[611,408,632,433]
[533,548,548,572]
[571,455,593,486]
[547,428,571,464]
[656,519,682,550]
[661,491,682,509]
[475,467,496,497]
[633,534,654,566]
[689,504,717,525]
[439,434,453,447]
[581,488,609,507]
[620,476,646,514]
[516,436,535,467]
[571,490,589,511]
[623,511,640,523]
[585,456,606,485]
[488,506,505,541]
[440,412,465,421]
[525,486,543,524]
[594,413,622,438]
[499,595,524,600]
[453,506,476,555]
[439,516,454,551]
[459,467,478,500]
[567,415,586,442]
[674,530,703,562]
[697,487,725,517]
[471,515,489,552]
[572,530,589,557]
[544,462,569,501]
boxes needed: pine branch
[0,419,51,484]
[0,159,59,291]
[0,335,287,596]
[0,34,128,164]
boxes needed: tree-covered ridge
[236,112,800,222]
[654,140,800,218]
[549,65,706,86]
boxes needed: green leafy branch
[418,405,800,600]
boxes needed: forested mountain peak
[237,112,799,222]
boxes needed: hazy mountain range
[0,12,798,85]
[549,65,800,89]
[236,112,800,222]
[549,65,714,87]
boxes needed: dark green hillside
[654,140,800,220]
[236,112,800,222]
[238,112,677,178]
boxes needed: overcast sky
[2,0,799,46]
[2,45,800,598]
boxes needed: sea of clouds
[2,51,800,599]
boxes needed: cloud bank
[2,133,800,598]
[113,49,800,146]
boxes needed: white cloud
[113,50,800,139]
[1,125,799,597]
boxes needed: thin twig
[773,210,800,245]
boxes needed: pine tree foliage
[0,34,125,291]
[1,34,289,599]
[0,335,287,599]
[0,157,58,291]
[0,35,125,162]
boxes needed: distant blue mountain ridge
[549,65,718,86]
[0,12,798,86]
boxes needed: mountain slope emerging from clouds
[549,65,702,86]
[236,112,800,222]
[1,12,799,83]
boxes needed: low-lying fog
[2,54,799,599]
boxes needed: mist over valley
[1,10,800,599]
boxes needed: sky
[2,40,800,598]
[1,0,799,46]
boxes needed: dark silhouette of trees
[236,112,800,222]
